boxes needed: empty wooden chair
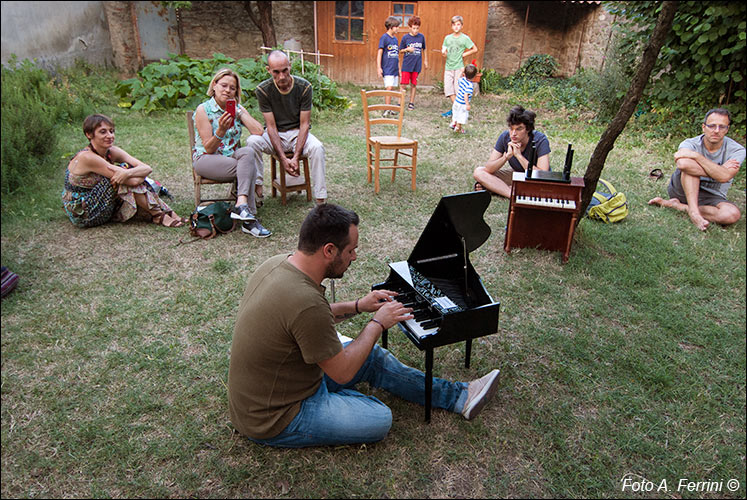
[360,89,417,193]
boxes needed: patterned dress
[61,146,173,228]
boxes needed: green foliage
[477,67,502,94]
[514,54,559,79]
[604,1,746,127]
[115,52,349,114]
[0,57,94,195]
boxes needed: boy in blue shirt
[377,16,401,113]
[399,16,427,110]
[449,64,478,134]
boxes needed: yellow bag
[586,179,628,223]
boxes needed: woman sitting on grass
[62,114,185,228]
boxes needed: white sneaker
[241,220,271,238]
[230,204,256,221]
[461,369,500,420]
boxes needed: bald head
[267,50,293,91]
[268,50,290,66]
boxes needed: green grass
[1,81,745,498]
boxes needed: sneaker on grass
[230,204,256,221]
[242,220,272,238]
[461,369,500,420]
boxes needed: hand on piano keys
[372,299,414,331]
[358,289,399,313]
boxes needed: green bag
[586,178,629,223]
[189,201,236,239]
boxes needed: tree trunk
[244,1,277,48]
[578,1,678,220]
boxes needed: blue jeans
[249,343,468,448]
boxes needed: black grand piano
[372,191,500,421]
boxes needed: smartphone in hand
[226,99,236,118]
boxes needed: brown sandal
[152,211,184,228]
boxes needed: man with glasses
[649,108,744,230]
[473,105,550,198]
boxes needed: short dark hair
[83,114,114,138]
[464,64,478,79]
[704,108,731,126]
[298,204,360,254]
[408,16,421,27]
[385,16,401,30]
[507,105,536,131]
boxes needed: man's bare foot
[648,197,687,212]
[687,209,709,231]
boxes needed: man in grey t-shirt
[649,108,744,230]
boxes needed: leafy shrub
[515,54,558,80]
[1,57,92,195]
[478,68,503,94]
[115,52,349,113]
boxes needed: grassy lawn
[1,83,745,498]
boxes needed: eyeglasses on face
[704,123,729,131]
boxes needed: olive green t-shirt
[228,254,342,439]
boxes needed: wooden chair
[270,151,312,205]
[186,111,237,207]
[360,89,417,193]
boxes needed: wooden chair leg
[303,158,312,202]
[271,156,278,199]
[374,143,381,194]
[195,180,201,207]
[411,143,417,191]
[366,143,373,184]
[392,150,399,183]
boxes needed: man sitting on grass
[649,108,744,230]
[228,203,500,448]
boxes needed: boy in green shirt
[441,15,478,117]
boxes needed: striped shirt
[454,76,475,105]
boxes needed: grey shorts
[667,169,731,207]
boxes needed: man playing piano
[648,108,744,231]
[473,105,551,198]
[228,203,501,448]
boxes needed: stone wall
[178,1,315,61]
[485,1,613,77]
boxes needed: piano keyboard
[394,290,442,339]
[515,195,576,210]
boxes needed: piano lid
[408,191,492,265]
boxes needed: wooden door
[317,1,488,86]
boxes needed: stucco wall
[1,0,113,70]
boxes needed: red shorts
[401,71,419,86]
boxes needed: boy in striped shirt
[450,64,479,134]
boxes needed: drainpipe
[518,3,530,71]
[314,1,319,65]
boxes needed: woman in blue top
[193,68,264,222]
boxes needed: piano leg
[465,338,472,368]
[425,348,433,422]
